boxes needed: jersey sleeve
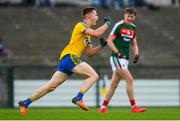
[110,23,120,38]
[133,27,137,39]
[78,22,88,33]
[84,36,91,46]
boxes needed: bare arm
[131,36,140,63]
[131,36,139,56]
[84,44,102,57]
[107,35,118,53]
[85,23,109,38]
[107,34,126,58]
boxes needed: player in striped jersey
[99,8,146,113]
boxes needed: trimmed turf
[0,107,180,120]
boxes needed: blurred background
[0,0,180,108]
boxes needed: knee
[94,73,99,81]
[90,73,99,82]
[110,83,118,89]
[126,78,134,86]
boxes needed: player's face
[89,10,99,26]
[124,13,136,24]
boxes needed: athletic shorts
[110,56,129,71]
[57,54,82,76]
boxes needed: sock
[130,99,136,106]
[24,97,32,107]
[102,100,109,108]
[76,90,85,100]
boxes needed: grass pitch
[0,107,180,120]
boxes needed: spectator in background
[90,0,125,9]
[90,0,102,7]
[136,0,157,10]
[0,0,9,7]
[113,0,125,9]
[0,34,12,59]
[90,0,160,10]
[105,0,113,8]
[136,0,148,7]
[21,0,35,7]
[128,0,160,11]
[36,0,52,7]
[128,0,135,7]
[90,0,113,9]
[172,0,180,7]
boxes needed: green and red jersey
[110,20,137,60]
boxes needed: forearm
[87,45,102,57]
[132,45,139,55]
[108,39,118,53]
[94,23,109,37]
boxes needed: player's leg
[72,62,99,91]
[105,71,122,101]
[118,69,134,101]
[71,62,99,111]
[18,71,68,116]
[28,71,68,102]
[99,71,122,113]
[117,69,146,112]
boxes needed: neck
[83,19,92,27]
[124,19,131,25]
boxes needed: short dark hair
[125,8,137,16]
[82,7,97,18]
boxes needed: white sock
[101,105,107,109]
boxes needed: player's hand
[116,51,126,58]
[133,55,139,64]
[103,16,112,26]
[100,38,107,48]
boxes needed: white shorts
[110,56,129,71]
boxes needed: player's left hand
[100,38,107,48]
[133,55,139,64]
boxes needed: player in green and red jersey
[99,8,146,113]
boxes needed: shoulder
[131,23,137,29]
[74,22,87,32]
[114,20,124,28]
[76,22,87,28]
[110,20,124,34]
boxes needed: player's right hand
[103,16,112,26]
[116,51,126,59]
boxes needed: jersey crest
[120,28,135,42]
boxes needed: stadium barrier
[0,64,180,108]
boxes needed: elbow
[92,34,99,38]
[87,54,93,57]
[87,51,95,57]
[107,40,111,46]
[87,53,94,57]
[92,32,102,38]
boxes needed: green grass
[0,107,180,120]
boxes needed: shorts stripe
[115,56,122,69]
[70,54,81,65]
[113,56,121,68]
[112,56,118,68]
